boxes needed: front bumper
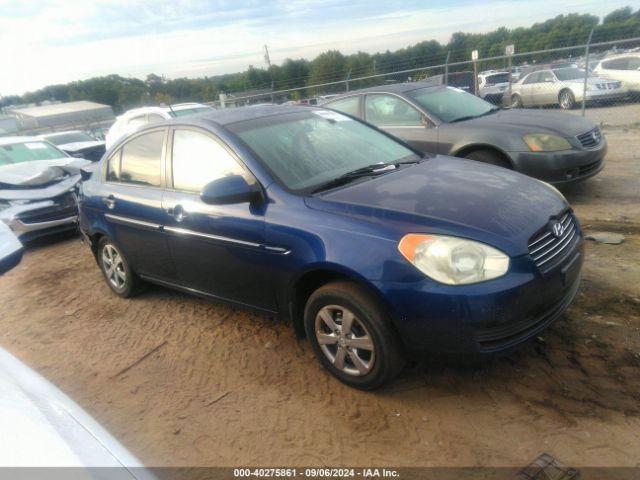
[374,235,584,355]
[0,196,78,242]
[509,138,606,185]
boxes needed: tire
[559,90,576,110]
[464,149,511,169]
[511,93,523,108]
[97,237,140,298]
[304,281,405,389]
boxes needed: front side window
[325,96,360,117]
[171,129,244,192]
[114,130,164,187]
[365,94,422,126]
[229,110,415,193]
[409,87,496,123]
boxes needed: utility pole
[263,45,275,103]
[581,29,594,117]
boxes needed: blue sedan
[79,106,583,389]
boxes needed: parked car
[511,66,626,109]
[322,82,605,185]
[80,106,583,389]
[105,103,214,149]
[593,53,640,95]
[0,347,156,478]
[40,130,106,161]
[478,71,511,104]
[0,221,22,275]
[431,71,475,93]
[0,136,89,241]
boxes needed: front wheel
[559,90,576,110]
[304,281,405,389]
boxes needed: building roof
[11,101,112,118]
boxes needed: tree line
[2,6,639,113]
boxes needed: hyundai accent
[79,106,583,389]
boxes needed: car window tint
[172,129,244,192]
[325,96,360,117]
[147,114,166,124]
[106,150,121,181]
[365,94,422,126]
[119,131,164,187]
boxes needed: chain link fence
[213,35,640,126]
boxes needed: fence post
[505,44,515,107]
[345,68,352,92]
[471,50,479,96]
[444,51,450,86]
[581,28,594,117]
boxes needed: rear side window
[171,129,244,192]
[325,96,360,117]
[109,130,164,187]
[522,72,540,84]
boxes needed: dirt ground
[0,107,639,471]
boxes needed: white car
[105,103,214,149]
[0,347,156,478]
[593,53,640,94]
[478,71,511,104]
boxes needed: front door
[162,127,275,311]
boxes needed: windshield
[485,73,510,85]
[44,132,93,145]
[409,86,496,123]
[0,141,67,166]
[553,67,587,81]
[172,107,212,117]
[229,110,415,193]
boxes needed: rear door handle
[102,195,116,210]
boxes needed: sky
[0,0,635,96]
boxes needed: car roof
[322,81,445,98]
[170,103,210,110]
[165,104,319,127]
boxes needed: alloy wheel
[101,244,127,290]
[315,305,375,376]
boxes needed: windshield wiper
[311,163,396,194]
[450,107,499,123]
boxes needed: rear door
[537,70,558,105]
[161,127,275,310]
[363,93,439,154]
[518,72,539,105]
[102,128,174,279]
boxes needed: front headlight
[523,134,571,152]
[398,234,510,285]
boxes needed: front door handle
[167,204,188,222]
[102,195,116,210]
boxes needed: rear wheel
[304,281,405,389]
[97,237,140,298]
[511,93,523,108]
[464,149,511,169]
[559,90,576,110]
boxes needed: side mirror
[420,115,432,128]
[200,175,261,205]
[80,166,95,181]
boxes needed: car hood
[0,348,156,478]
[453,108,596,137]
[306,156,567,256]
[0,158,90,188]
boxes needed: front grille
[528,212,579,270]
[17,191,77,224]
[576,126,602,148]
[476,275,580,351]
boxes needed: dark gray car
[322,82,605,185]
